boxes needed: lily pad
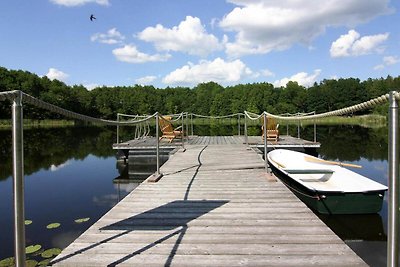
[41,248,62,258]
[46,223,60,229]
[26,244,42,254]
[26,259,38,267]
[25,220,33,225]
[38,259,51,266]
[0,257,15,267]
[74,217,90,223]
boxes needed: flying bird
[90,14,96,21]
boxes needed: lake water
[0,123,392,266]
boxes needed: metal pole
[12,90,26,267]
[314,112,317,143]
[387,91,399,267]
[297,118,300,139]
[238,113,240,136]
[185,112,189,139]
[263,112,269,172]
[116,114,120,144]
[156,113,160,175]
[286,123,289,136]
[191,113,193,136]
[244,113,248,145]
[181,113,185,150]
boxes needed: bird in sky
[90,14,96,21]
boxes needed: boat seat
[284,169,334,174]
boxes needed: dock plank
[53,144,366,266]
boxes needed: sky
[0,0,399,90]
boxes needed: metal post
[313,112,317,143]
[297,118,300,139]
[191,113,193,136]
[12,91,26,267]
[238,113,240,136]
[286,123,289,136]
[156,113,160,176]
[387,91,399,267]
[185,112,189,139]
[244,113,248,145]
[116,114,120,144]
[181,113,185,150]
[263,112,269,172]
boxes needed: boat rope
[278,178,321,200]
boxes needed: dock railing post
[244,113,248,145]
[156,112,160,176]
[190,113,193,136]
[238,113,240,136]
[387,91,399,267]
[116,113,120,144]
[12,90,26,267]
[185,112,189,140]
[181,112,185,151]
[313,112,317,143]
[297,116,300,139]
[263,112,269,172]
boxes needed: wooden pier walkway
[52,144,366,266]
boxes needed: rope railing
[191,112,243,119]
[0,90,157,126]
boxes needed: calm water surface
[0,124,392,266]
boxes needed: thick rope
[20,91,157,126]
[1,90,399,124]
[244,111,263,121]
[192,113,243,119]
[0,90,20,102]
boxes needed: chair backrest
[159,116,174,133]
[261,116,278,130]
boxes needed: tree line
[0,66,399,120]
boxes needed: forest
[0,66,399,120]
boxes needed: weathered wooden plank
[53,143,365,266]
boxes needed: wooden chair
[158,116,183,143]
[261,116,279,142]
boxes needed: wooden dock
[52,144,366,266]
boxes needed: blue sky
[0,0,399,89]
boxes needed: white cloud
[83,83,100,90]
[46,68,69,82]
[373,64,385,70]
[261,69,274,77]
[374,55,399,70]
[220,0,392,57]
[330,30,389,57]
[50,161,70,172]
[112,45,171,63]
[274,69,321,88]
[383,56,400,65]
[91,28,125,45]
[49,0,109,7]
[162,58,252,86]
[135,76,157,85]
[138,16,223,56]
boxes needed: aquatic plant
[46,223,60,229]
[41,248,61,258]
[26,245,42,254]
[74,217,90,223]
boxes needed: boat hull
[270,163,386,215]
